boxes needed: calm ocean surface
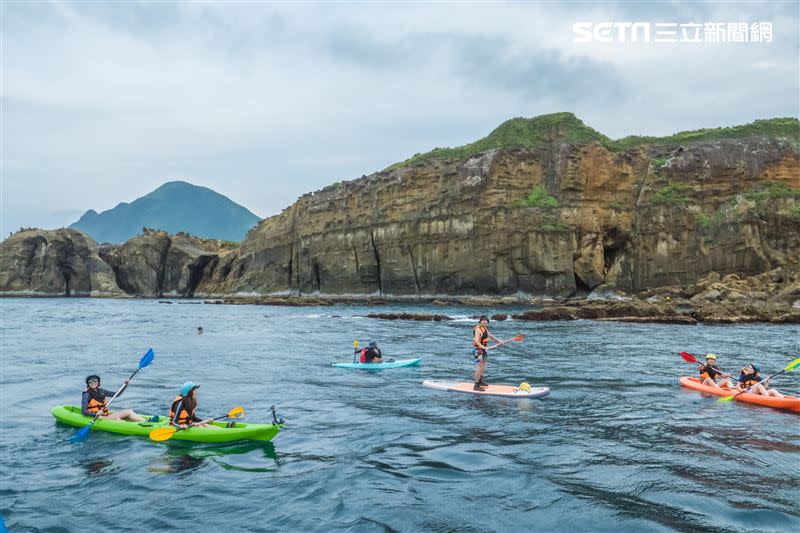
[0,298,798,532]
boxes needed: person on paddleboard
[472,316,500,390]
[737,364,784,398]
[360,341,384,364]
[698,354,733,389]
[169,382,212,428]
[82,375,145,422]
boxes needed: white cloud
[1,1,797,234]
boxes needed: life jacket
[739,373,761,389]
[473,325,489,348]
[359,349,367,363]
[169,395,195,426]
[700,364,721,380]
[84,388,109,416]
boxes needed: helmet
[518,382,532,392]
[705,354,717,361]
[368,340,378,348]
[479,315,490,324]
[179,382,199,396]
[85,375,100,386]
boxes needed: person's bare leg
[702,377,720,388]
[105,409,145,422]
[474,360,485,384]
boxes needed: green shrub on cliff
[788,205,800,220]
[610,117,800,151]
[515,185,559,208]
[743,180,800,202]
[695,211,725,230]
[650,157,668,169]
[387,115,799,170]
[389,113,609,169]
[650,184,690,206]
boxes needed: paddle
[353,340,359,364]
[717,357,800,403]
[71,348,155,443]
[486,334,524,351]
[679,351,739,382]
[148,406,245,441]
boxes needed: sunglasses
[88,379,99,384]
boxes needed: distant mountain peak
[69,181,260,243]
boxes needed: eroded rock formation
[3,114,799,312]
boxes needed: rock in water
[0,229,122,296]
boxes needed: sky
[2,1,798,234]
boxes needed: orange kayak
[680,377,800,413]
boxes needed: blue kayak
[332,358,422,370]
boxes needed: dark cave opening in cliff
[573,274,591,297]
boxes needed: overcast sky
[2,1,798,234]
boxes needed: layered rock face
[0,228,233,298]
[0,229,122,296]
[195,132,800,299]
[3,115,799,304]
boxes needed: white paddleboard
[423,380,550,398]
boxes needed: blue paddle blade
[138,348,155,369]
[71,424,91,443]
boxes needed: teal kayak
[51,405,281,443]
[332,357,422,369]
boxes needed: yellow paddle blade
[228,406,245,418]
[785,357,800,372]
[149,427,177,441]
[717,395,736,403]
[354,340,358,348]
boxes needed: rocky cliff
[192,114,800,300]
[3,114,799,310]
[0,228,235,298]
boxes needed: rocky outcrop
[0,228,122,296]
[193,116,800,300]
[3,115,799,311]
[0,228,233,298]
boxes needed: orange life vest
[739,374,761,388]
[84,389,109,416]
[473,325,489,348]
[169,395,195,425]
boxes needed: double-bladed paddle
[717,357,800,403]
[148,406,245,442]
[679,351,739,382]
[71,348,155,443]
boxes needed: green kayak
[51,405,281,443]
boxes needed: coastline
[4,292,798,324]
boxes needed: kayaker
[472,316,500,390]
[197,327,203,335]
[698,354,733,388]
[82,375,145,422]
[169,382,212,428]
[737,365,784,398]
[361,341,384,363]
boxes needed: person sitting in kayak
[360,341,384,364]
[169,382,212,428]
[82,374,145,422]
[737,364,784,398]
[698,354,733,388]
[473,315,500,391]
